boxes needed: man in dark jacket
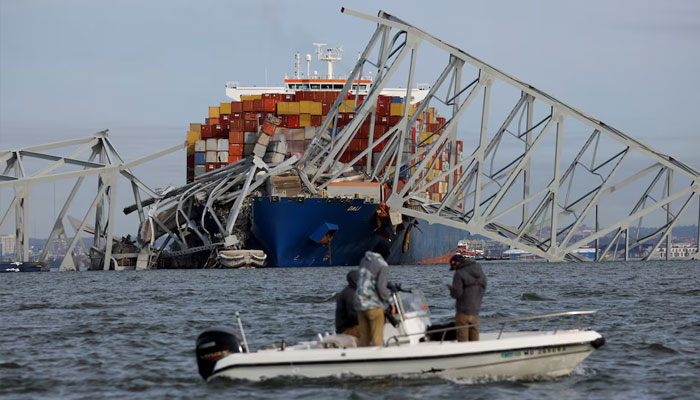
[335,270,360,337]
[448,255,487,341]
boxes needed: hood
[346,269,360,289]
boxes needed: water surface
[1,261,698,399]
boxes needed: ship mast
[313,43,342,79]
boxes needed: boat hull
[250,197,466,267]
[210,330,602,381]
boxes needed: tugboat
[455,240,484,260]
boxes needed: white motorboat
[195,288,604,382]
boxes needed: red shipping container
[201,125,212,138]
[262,98,277,112]
[279,115,288,127]
[262,93,272,99]
[376,101,390,116]
[230,119,244,131]
[287,115,300,129]
[244,119,257,132]
[231,101,243,113]
[321,102,331,115]
[206,163,217,172]
[281,93,294,101]
[389,116,402,126]
[348,139,368,152]
[272,93,282,101]
[357,125,369,139]
[228,130,244,144]
[229,155,243,164]
[221,114,230,122]
[229,143,243,156]
[186,154,194,168]
[208,118,220,126]
[244,112,258,120]
[231,112,243,120]
[243,100,254,112]
[213,124,225,137]
[310,115,322,126]
[253,99,263,112]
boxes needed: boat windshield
[398,289,430,318]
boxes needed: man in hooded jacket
[448,255,487,341]
[335,270,360,337]
[355,241,392,347]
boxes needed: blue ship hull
[250,197,466,267]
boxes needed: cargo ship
[184,45,467,267]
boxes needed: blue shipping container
[194,152,206,165]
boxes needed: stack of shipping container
[186,91,463,202]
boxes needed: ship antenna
[295,52,301,79]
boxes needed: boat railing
[385,310,597,347]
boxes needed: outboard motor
[195,327,244,380]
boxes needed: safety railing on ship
[384,310,597,346]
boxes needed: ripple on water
[0,261,698,399]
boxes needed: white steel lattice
[300,8,700,261]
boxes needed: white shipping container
[217,151,228,163]
[253,143,267,158]
[206,151,217,163]
[206,138,218,151]
[304,126,316,140]
[217,139,229,151]
[194,140,206,152]
[327,182,381,201]
[256,133,271,147]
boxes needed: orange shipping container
[243,100,254,112]
[229,143,243,156]
[231,101,243,113]
[228,130,244,144]
[228,155,243,164]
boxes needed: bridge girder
[300,8,700,261]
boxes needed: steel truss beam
[298,8,700,262]
[0,131,183,269]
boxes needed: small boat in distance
[1,261,50,273]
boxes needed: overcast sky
[1,0,699,237]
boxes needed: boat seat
[321,334,359,348]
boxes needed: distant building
[651,244,698,259]
[0,234,16,256]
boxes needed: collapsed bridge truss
[299,8,700,261]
